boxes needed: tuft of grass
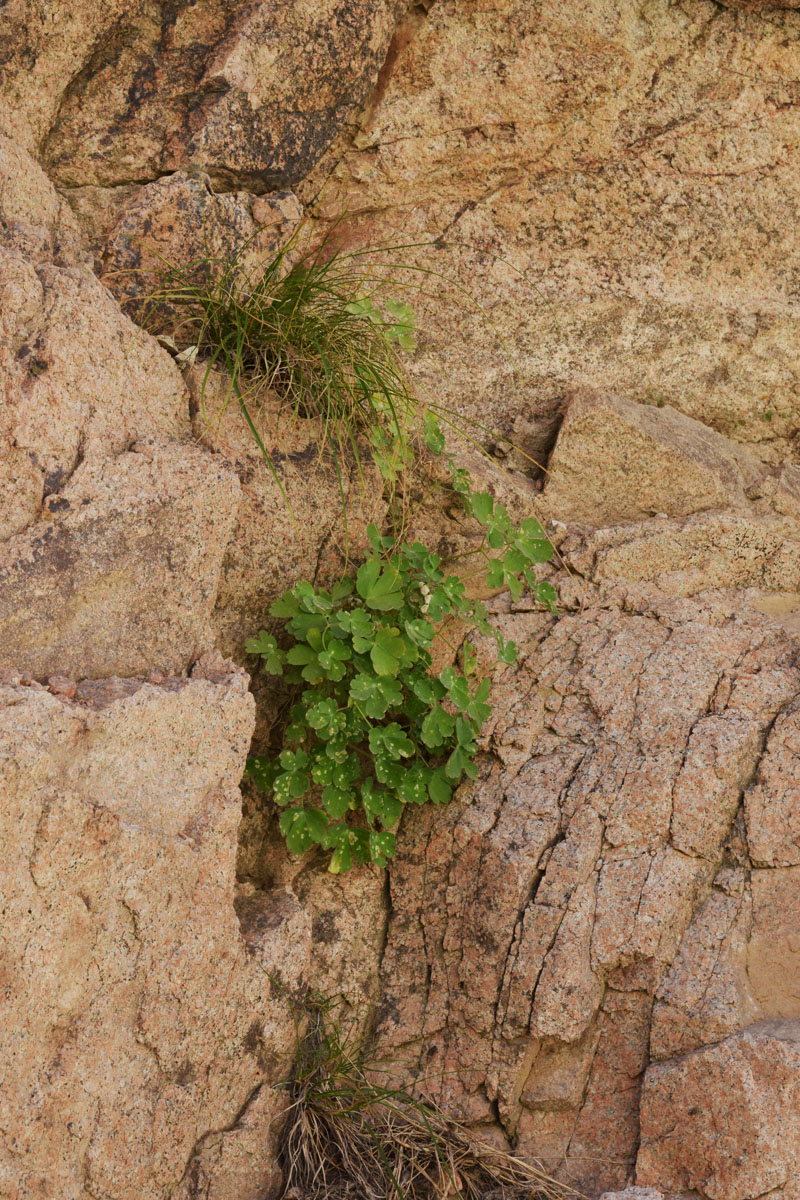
[140,224,559,542]
[141,228,423,512]
[277,997,578,1200]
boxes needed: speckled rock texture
[0,658,298,1200]
[0,137,358,682]
[187,367,385,660]
[0,141,251,682]
[0,443,241,680]
[639,1020,800,1200]
[303,0,800,464]
[0,117,387,1199]
[0,0,402,192]
[2,0,800,1197]
[374,592,800,1196]
[95,173,304,315]
[0,139,188,529]
[543,389,756,524]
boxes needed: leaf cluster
[246,424,556,872]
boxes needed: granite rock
[304,0,800,459]
[638,1021,800,1200]
[0,663,305,1200]
[0,443,240,681]
[0,1,402,193]
[542,389,755,525]
[374,596,800,1194]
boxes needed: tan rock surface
[747,867,800,1018]
[0,160,250,682]
[638,1021,800,1200]
[0,1,136,154]
[746,698,800,865]
[542,389,754,525]
[188,369,385,657]
[2,1,800,1195]
[0,443,240,681]
[0,136,84,267]
[0,1,402,192]
[561,511,800,600]
[721,0,800,9]
[651,871,759,1061]
[237,780,389,1030]
[600,1190,665,1200]
[173,1083,285,1200]
[303,0,800,460]
[0,238,189,538]
[374,596,800,1193]
[96,172,303,314]
[0,662,304,1200]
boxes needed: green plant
[278,995,572,1200]
[150,225,558,870]
[245,419,556,873]
[143,229,427,507]
[643,388,667,408]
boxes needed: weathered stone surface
[0,443,240,680]
[375,595,800,1193]
[542,390,754,524]
[720,0,800,9]
[237,779,389,1031]
[97,172,303,313]
[0,662,305,1200]
[0,1,134,153]
[3,1,800,1195]
[638,1021,800,1200]
[600,1190,665,1200]
[188,369,385,658]
[0,243,189,540]
[305,0,800,459]
[173,1084,285,1200]
[561,511,800,600]
[746,698,800,865]
[0,168,246,683]
[291,869,388,1017]
[652,816,800,1065]
[0,136,84,266]
[0,1,401,192]
[747,867,800,1019]
[651,871,759,1061]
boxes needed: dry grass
[277,1001,579,1200]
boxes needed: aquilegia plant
[245,415,556,872]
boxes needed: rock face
[561,510,800,602]
[639,1021,800,1200]
[0,137,361,681]
[0,444,240,680]
[374,593,800,1195]
[1,0,401,191]
[306,0,800,461]
[2,1,800,1198]
[0,143,188,506]
[95,173,304,314]
[542,389,755,524]
[0,660,302,1200]
[187,368,385,659]
[0,101,388,1200]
